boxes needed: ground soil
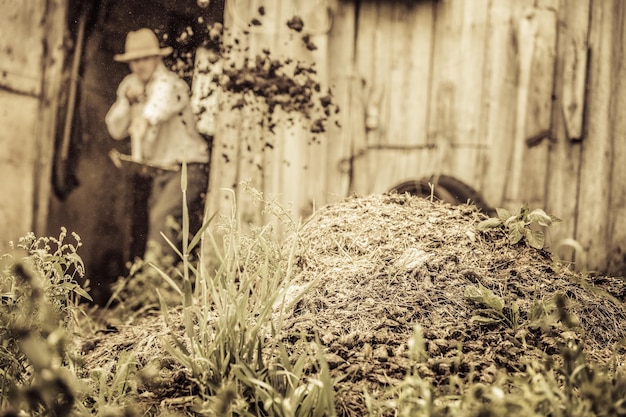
[83,193,626,416]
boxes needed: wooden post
[325,0,355,202]
[34,0,68,237]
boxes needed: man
[105,28,210,265]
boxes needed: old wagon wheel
[388,175,495,216]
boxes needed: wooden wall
[197,0,625,276]
[0,0,624,276]
[0,0,66,252]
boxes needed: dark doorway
[47,0,224,305]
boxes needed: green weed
[464,284,521,331]
[0,228,91,415]
[477,205,560,249]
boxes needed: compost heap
[83,193,626,416]
[284,194,626,414]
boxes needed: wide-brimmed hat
[114,28,173,62]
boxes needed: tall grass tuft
[154,172,337,416]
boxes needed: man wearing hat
[105,28,210,266]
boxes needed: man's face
[128,56,161,83]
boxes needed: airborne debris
[302,33,317,51]
[287,15,304,32]
[166,13,338,136]
[221,50,338,134]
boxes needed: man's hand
[128,115,149,161]
[129,116,149,142]
[125,83,146,105]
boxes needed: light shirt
[105,62,210,166]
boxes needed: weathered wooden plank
[357,0,392,195]
[517,7,557,209]
[607,1,626,275]
[0,0,45,96]
[274,117,307,228]
[33,0,67,237]
[545,0,589,255]
[205,2,250,230]
[0,93,39,249]
[350,0,435,195]
[212,0,333,233]
[428,0,490,146]
[258,0,290,229]
[369,0,435,194]
[0,0,63,251]
[257,0,331,231]
[427,0,489,188]
[350,0,377,195]
[325,0,355,201]
[298,3,331,218]
[479,1,522,207]
[575,0,615,273]
[504,7,539,206]
[400,1,435,149]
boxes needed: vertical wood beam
[546,0,589,261]
[606,1,626,275]
[34,0,68,236]
[576,0,617,272]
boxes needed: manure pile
[284,193,626,415]
[82,194,626,416]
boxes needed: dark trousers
[145,163,209,261]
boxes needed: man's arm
[105,77,135,140]
[141,74,190,126]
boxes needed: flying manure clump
[220,48,338,134]
[211,11,338,135]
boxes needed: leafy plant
[0,229,92,415]
[477,205,560,249]
[233,335,337,417]
[4,228,91,319]
[464,284,521,331]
